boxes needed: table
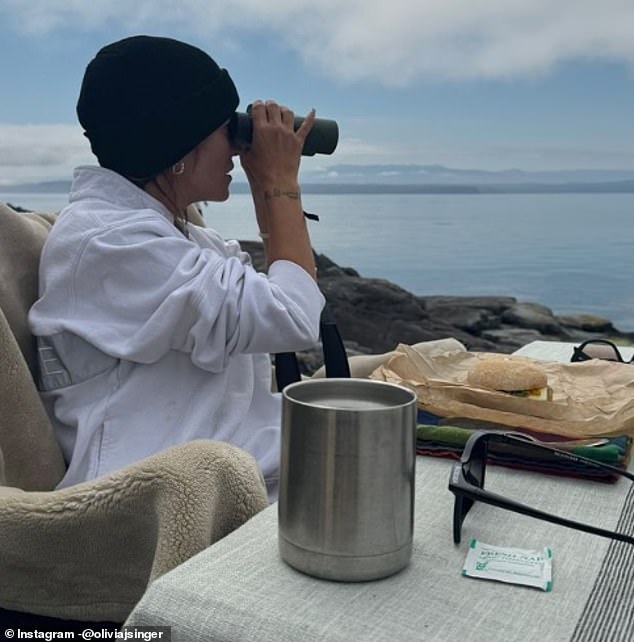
[514,339,634,363]
[125,341,634,641]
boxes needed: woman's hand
[239,100,318,281]
[240,100,315,189]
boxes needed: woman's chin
[216,176,232,201]
[201,186,231,202]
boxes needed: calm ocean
[5,191,634,331]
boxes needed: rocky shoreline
[241,240,634,374]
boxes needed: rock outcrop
[240,241,634,374]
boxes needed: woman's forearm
[261,182,316,280]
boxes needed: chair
[0,203,269,625]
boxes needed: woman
[28,35,325,501]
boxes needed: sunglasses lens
[464,439,486,488]
[451,435,491,544]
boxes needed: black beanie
[77,35,239,179]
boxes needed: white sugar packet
[462,539,553,591]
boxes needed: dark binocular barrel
[229,112,339,156]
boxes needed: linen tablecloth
[125,453,634,641]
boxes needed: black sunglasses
[448,430,634,545]
[571,339,634,364]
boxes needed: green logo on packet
[462,539,553,592]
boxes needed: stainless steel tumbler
[279,378,417,581]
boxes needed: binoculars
[228,107,338,156]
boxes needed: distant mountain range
[303,164,634,186]
[1,180,72,194]
[4,165,634,194]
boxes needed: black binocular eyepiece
[228,107,338,156]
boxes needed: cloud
[0,124,94,184]
[4,1,634,83]
[0,121,398,185]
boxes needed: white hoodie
[28,166,325,500]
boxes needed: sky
[3,0,634,185]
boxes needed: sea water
[4,191,634,331]
[205,192,634,332]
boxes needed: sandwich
[467,357,553,400]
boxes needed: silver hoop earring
[172,161,185,175]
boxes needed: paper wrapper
[370,343,634,438]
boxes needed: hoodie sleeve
[30,223,325,372]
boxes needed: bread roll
[467,357,547,392]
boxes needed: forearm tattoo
[264,188,300,200]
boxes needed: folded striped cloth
[416,413,632,483]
